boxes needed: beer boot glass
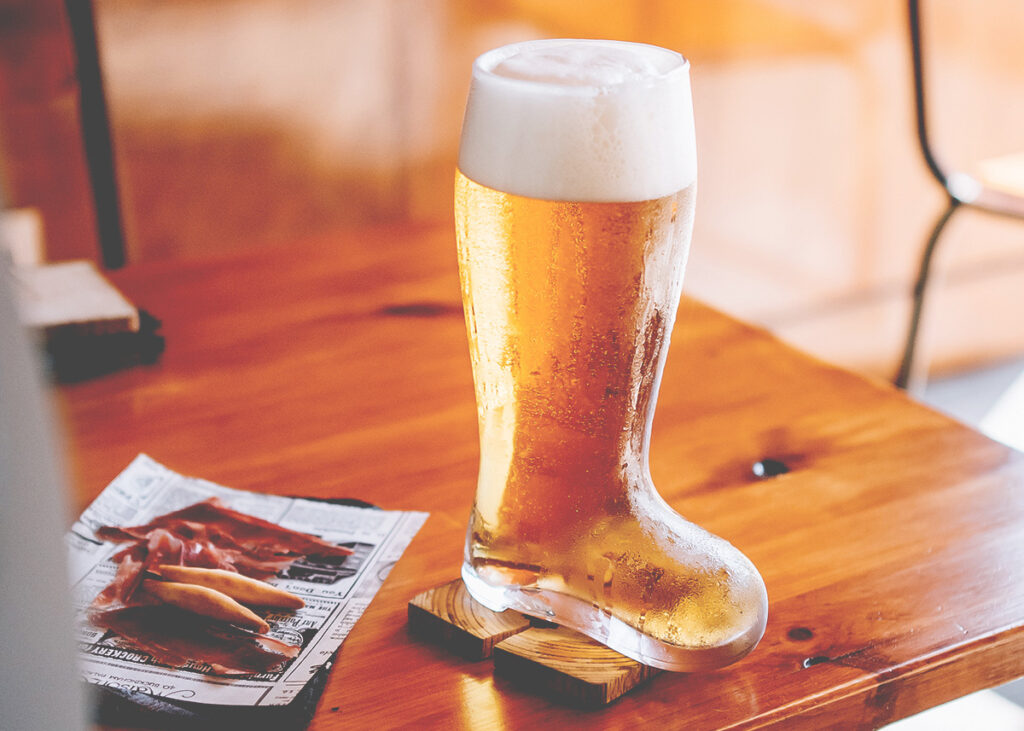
[455,39,768,672]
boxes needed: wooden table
[60,223,1024,729]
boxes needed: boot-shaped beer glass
[455,40,768,672]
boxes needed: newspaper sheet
[68,454,428,707]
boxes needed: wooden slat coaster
[409,580,662,706]
[408,579,530,659]
[494,626,662,707]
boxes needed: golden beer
[456,40,767,671]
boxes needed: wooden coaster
[407,579,530,659]
[494,626,662,706]
[408,580,661,706]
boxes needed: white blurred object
[883,688,1024,730]
[14,260,139,336]
[0,252,87,727]
[1,206,138,337]
[981,367,1024,452]
[0,207,44,267]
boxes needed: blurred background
[2,0,1024,383]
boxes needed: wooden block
[494,626,662,707]
[408,579,530,659]
[409,581,661,705]
[14,260,138,335]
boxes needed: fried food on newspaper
[89,498,351,675]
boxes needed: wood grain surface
[494,626,662,707]
[408,579,531,660]
[59,223,1024,729]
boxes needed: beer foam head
[458,39,696,202]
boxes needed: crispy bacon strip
[93,529,183,607]
[91,605,299,676]
[110,530,296,580]
[97,498,353,563]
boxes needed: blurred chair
[63,0,126,269]
[895,0,1024,390]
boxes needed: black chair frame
[896,0,1024,389]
